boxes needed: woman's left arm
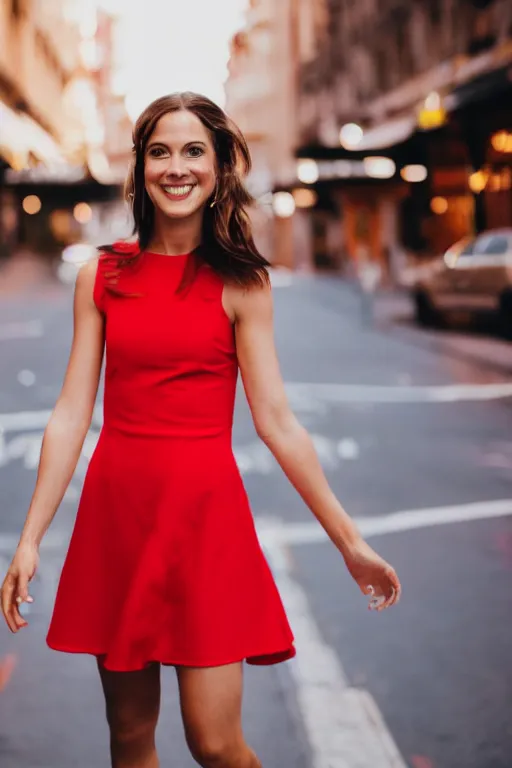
[230,280,401,611]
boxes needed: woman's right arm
[1,257,105,632]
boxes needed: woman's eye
[187,146,204,158]
[149,147,166,157]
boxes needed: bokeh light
[293,188,318,208]
[401,165,428,183]
[272,192,296,218]
[297,159,319,184]
[73,203,93,224]
[363,156,396,179]
[22,195,42,215]
[339,123,363,149]
[431,196,448,214]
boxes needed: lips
[161,184,196,200]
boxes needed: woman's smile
[161,183,197,201]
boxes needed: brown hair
[100,92,270,292]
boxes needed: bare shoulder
[75,257,100,308]
[77,256,99,284]
[223,276,272,324]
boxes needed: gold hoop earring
[210,183,219,208]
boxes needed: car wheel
[414,291,441,328]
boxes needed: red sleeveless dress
[46,248,295,671]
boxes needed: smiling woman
[100,92,270,292]
[2,90,400,768]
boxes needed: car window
[460,240,475,256]
[474,234,510,255]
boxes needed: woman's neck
[147,211,202,255]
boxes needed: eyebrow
[146,140,208,150]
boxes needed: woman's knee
[186,732,242,767]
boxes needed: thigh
[175,662,244,748]
[97,658,161,731]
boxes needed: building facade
[0,1,128,256]
[226,0,512,277]
[225,0,315,270]
[295,0,512,279]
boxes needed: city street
[1,266,512,768]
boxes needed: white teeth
[163,185,193,197]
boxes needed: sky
[95,0,247,121]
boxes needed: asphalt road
[1,266,512,768]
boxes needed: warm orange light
[22,195,41,214]
[400,164,428,183]
[491,131,512,153]
[500,167,512,190]
[73,202,92,224]
[418,93,446,130]
[292,188,318,208]
[468,170,487,194]
[430,196,448,214]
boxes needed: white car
[407,229,512,337]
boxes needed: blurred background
[2,2,512,768]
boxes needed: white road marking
[0,408,103,433]
[256,498,512,549]
[0,410,53,432]
[0,430,99,472]
[285,381,512,404]
[235,434,360,475]
[261,497,512,766]
[259,498,512,765]
[1,377,510,436]
[17,370,36,387]
[0,320,43,340]
[263,534,407,767]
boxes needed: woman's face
[144,110,217,220]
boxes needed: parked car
[406,229,512,337]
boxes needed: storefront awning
[353,115,417,151]
[0,101,64,169]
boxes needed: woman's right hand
[1,543,39,633]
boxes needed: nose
[164,153,188,178]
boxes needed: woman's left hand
[342,538,401,611]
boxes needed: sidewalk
[373,287,512,375]
[320,276,512,376]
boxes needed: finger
[1,580,21,633]
[6,574,29,630]
[380,574,401,610]
[13,597,28,629]
[387,571,402,606]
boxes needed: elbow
[255,406,298,444]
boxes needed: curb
[381,317,512,376]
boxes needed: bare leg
[176,662,261,768]
[97,658,161,768]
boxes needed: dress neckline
[143,250,191,259]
